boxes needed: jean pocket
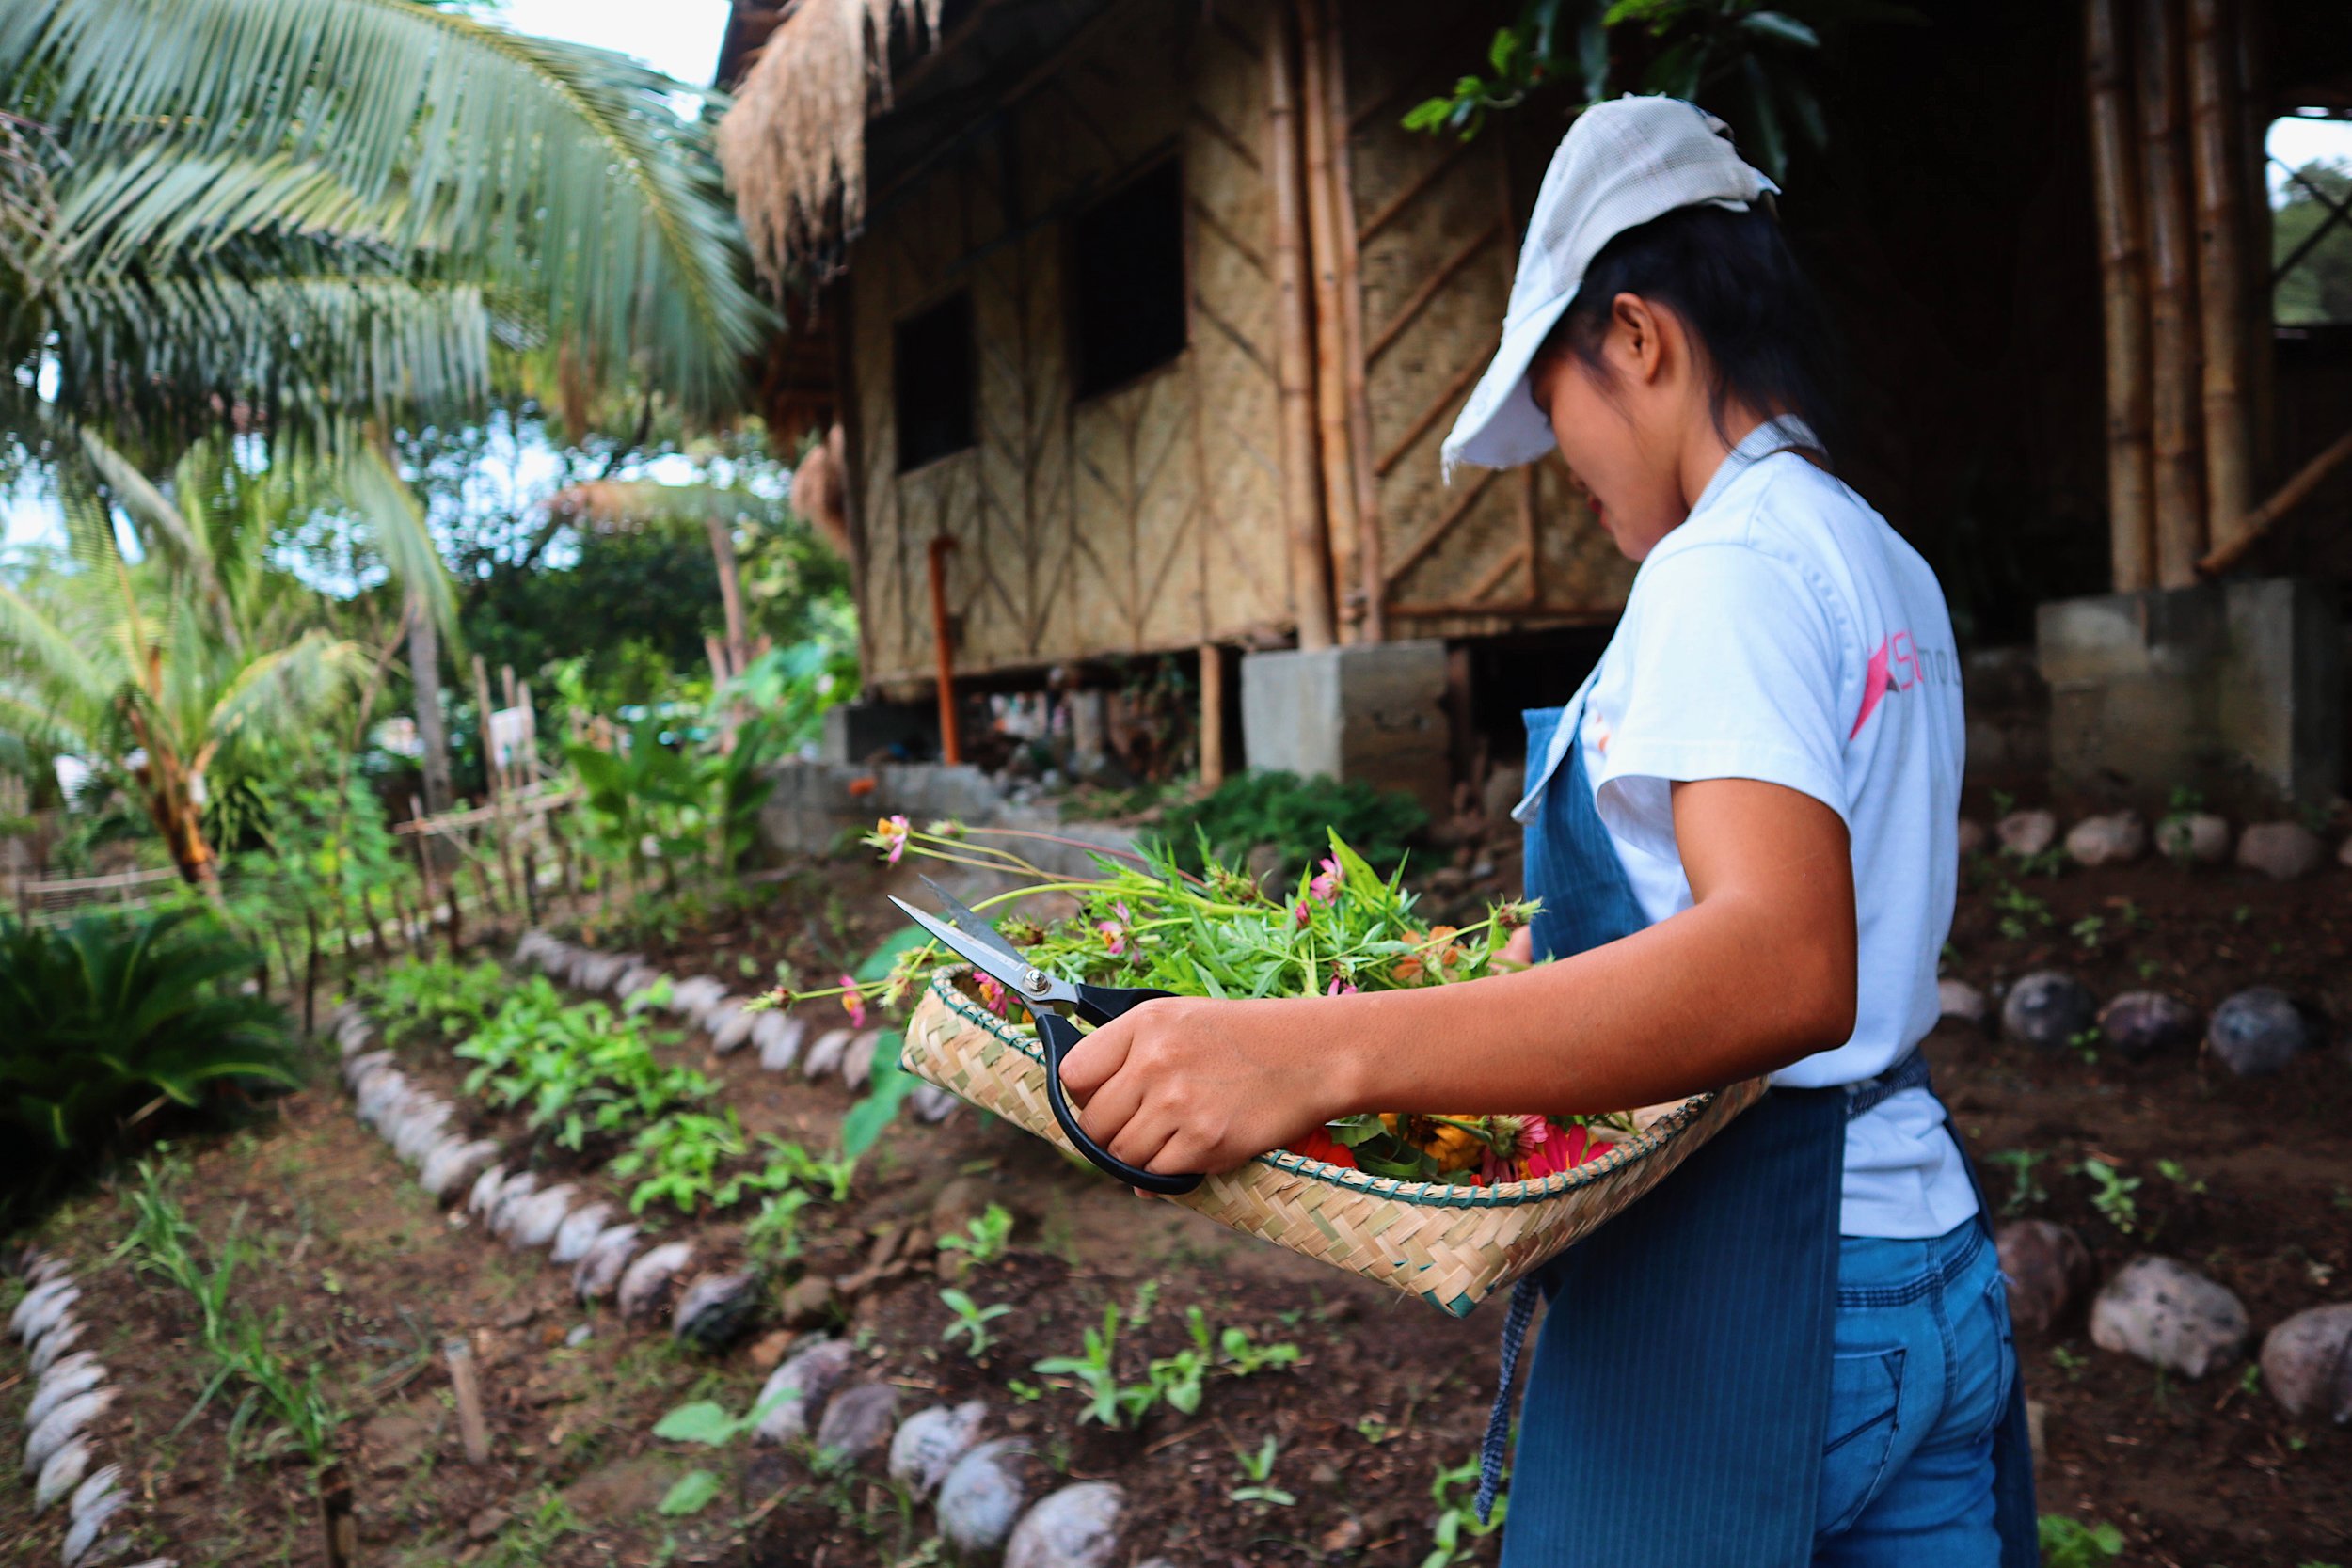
[1819,1344,1906,1537]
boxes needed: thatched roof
[715,0,945,290]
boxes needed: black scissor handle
[1036,1009,1204,1196]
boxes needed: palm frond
[75,427,243,655]
[0,577,112,712]
[206,628,368,750]
[330,439,455,634]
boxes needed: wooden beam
[1198,641,1226,787]
[2197,423,2352,577]
[2088,0,2155,591]
[1267,4,1335,650]
[1322,0,1384,644]
[1462,542,1531,604]
[1365,219,1502,363]
[1298,0,1364,642]
[1375,347,1487,476]
[1357,137,1473,244]
[2138,0,2206,586]
[2188,0,2254,553]
[1381,467,1495,585]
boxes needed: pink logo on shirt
[1851,631,1918,738]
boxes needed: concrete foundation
[755,758,1134,879]
[821,700,938,766]
[1239,640,1452,815]
[2036,578,2343,808]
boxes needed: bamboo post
[1318,0,1384,642]
[2235,0,2276,484]
[2137,0,2206,586]
[2089,0,2157,591]
[927,535,961,765]
[471,655,522,912]
[1198,642,1226,788]
[1297,0,1364,641]
[2187,0,2254,551]
[1266,4,1337,652]
[444,1338,492,1465]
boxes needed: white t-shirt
[1511,419,1979,1239]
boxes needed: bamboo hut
[715,0,2352,802]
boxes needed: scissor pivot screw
[1022,967,1049,995]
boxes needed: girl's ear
[1610,293,1665,385]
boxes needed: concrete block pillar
[2036,577,2342,807]
[1239,640,1451,815]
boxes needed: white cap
[1440,96,1778,478]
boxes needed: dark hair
[1538,202,1845,458]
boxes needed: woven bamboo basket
[901,975,1769,1316]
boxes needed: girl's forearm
[1282,891,1856,1117]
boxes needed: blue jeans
[1813,1219,2017,1566]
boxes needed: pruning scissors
[888,877,1202,1196]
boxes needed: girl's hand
[1057,995,1338,1179]
[1499,924,1534,968]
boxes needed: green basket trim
[925,974,1714,1211]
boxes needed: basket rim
[915,973,1729,1211]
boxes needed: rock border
[1971,807,2348,880]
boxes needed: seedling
[2068,1027,2101,1067]
[648,1389,791,1515]
[1993,880,2056,941]
[1422,1456,1506,1567]
[2074,1158,2142,1234]
[1228,1435,1296,1507]
[1988,1149,2048,1216]
[934,1203,1014,1267]
[1032,1305,1156,1429]
[744,1189,815,1267]
[939,1288,1011,1360]
[1146,1346,1210,1415]
[2155,1158,2206,1195]
[2048,1344,2085,1381]
[2037,1515,2122,1568]
[2069,915,2105,952]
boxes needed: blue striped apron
[1484,701,2037,1565]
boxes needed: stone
[928,1177,992,1240]
[69,1464,122,1519]
[803,1027,853,1081]
[12,1279,78,1341]
[938,1438,1045,1558]
[617,1242,696,1321]
[467,1165,512,1222]
[502,1183,579,1250]
[1954,816,1987,857]
[578,952,625,992]
[1994,809,2058,858]
[1006,1481,1124,1568]
[672,1271,761,1352]
[421,1139,501,1204]
[910,1084,961,1124]
[669,975,727,1018]
[572,1225,643,1303]
[1936,979,1989,1031]
[842,1030,882,1091]
[28,1358,106,1429]
[2205,987,2308,1077]
[341,1048,394,1091]
[1244,843,1285,888]
[748,1329,796,1370]
[888,1401,987,1499]
[2258,1304,2352,1422]
[1995,1220,2096,1335]
[2155,811,2232,863]
[551,1203,615,1265]
[390,1100,455,1164]
[2097,991,2202,1061]
[753,1338,856,1445]
[25,1389,110,1473]
[753,1011,804,1071]
[2064,811,2145,867]
[708,1005,757,1055]
[2090,1256,2249,1378]
[32,1438,88,1512]
[2236,821,2325,881]
[486,1173,545,1239]
[774,1274,837,1330]
[354,1068,413,1130]
[814,1381,900,1464]
[2000,971,2097,1051]
[30,1320,84,1376]
[63,1483,125,1561]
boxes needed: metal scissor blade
[917,874,1028,967]
[887,895,1073,1006]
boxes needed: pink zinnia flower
[1325,975,1359,996]
[1293,900,1312,927]
[838,974,867,1028]
[1097,920,1127,957]
[976,973,1009,1018]
[874,813,911,864]
[1309,855,1343,902]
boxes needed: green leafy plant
[1988,1149,2048,1216]
[744,1189,816,1267]
[1228,1435,1296,1508]
[355,955,508,1049]
[2048,1344,2086,1382]
[1147,769,1427,885]
[456,977,709,1151]
[2074,1158,2142,1235]
[1033,1305,1158,1430]
[2038,1515,2123,1568]
[2068,915,2106,952]
[612,1111,749,1215]
[936,1203,1015,1267]
[939,1288,1012,1360]
[2155,1158,2206,1195]
[1422,1455,1507,1568]
[1,910,299,1224]
[1992,879,2055,941]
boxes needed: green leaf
[1738,11,1821,49]
[1487,27,1520,76]
[657,1468,723,1516]
[651,1402,739,1447]
[855,925,930,983]
[839,1040,914,1160]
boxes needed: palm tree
[0,433,437,888]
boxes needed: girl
[1057,98,2033,1565]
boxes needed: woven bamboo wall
[849,0,1293,692]
[1336,8,1633,637]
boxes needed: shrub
[0,909,299,1221]
[1147,770,1427,884]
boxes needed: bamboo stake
[2197,423,2352,576]
[1319,0,1383,643]
[2089,0,2154,590]
[1266,3,1336,651]
[2187,0,2254,550]
[1198,642,1225,788]
[1297,0,1363,641]
[472,655,523,912]
[444,1338,492,1465]
[927,535,961,765]
[2235,0,2276,484]
[2138,0,2206,586]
